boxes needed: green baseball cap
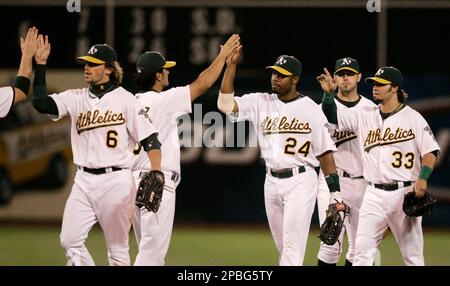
[335,57,360,74]
[136,51,176,73]
[266,55,302,76]
[77,44,117,65]
[366,66,403,86]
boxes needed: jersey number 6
[106,130,118,148]
[284,138,311,157]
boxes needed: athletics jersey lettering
[332,129,357,147]
[364,127,415,152]
[49,87,156,169]
[261,116,311,135]
[229,92,336,170]
[76,109,125,134]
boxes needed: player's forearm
[322,91,338,124]
[17,54,33,79]
[190,54,227,101]
[13,55,34,103]
[218,64,238,113]
[220,63,236,94]
[319,151,341,196]
[147,149,161,171]
[318,151,337,176]
[199,53,227,87]
[418,152,437,181]
[32,64,58,115]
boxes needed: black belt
[78,166,122,175]
[140,171,178,182]
[270,166,320,179]
[342,170,364,179]
[369,181,412,191]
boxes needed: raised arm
[316,68,338,124]
[189,34,241,101]
[217,45,242,113]
[14,27,38,103]
[31,34,59,115]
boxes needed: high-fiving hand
[316,68,337,93]
[219,34,242,65]
[34,34,51,65]
[20,27,39,59]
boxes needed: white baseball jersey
[132,85,192,175]
[322,96,376,177]
[49,87,157,168]
[0,86,14,118]
[317,96,375,264]
[337,105,440,183]
[230,93,336,169]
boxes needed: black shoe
[345,259,353,266]
[317,259,337,266]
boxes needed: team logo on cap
[375,68,384,76]
[276,57,287,65]
[342,58,352,65]
[88,46,98,55]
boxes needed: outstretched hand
[219,34,242,64]
[34,34,51,65]
[316,68,337,93]
[226,45,242,65]
[20,27,39,59]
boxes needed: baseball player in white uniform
[316,58,376,266]
[1,27,39,118]
[131,34,241,266]
[31,39,162,266]
[319,66,440,266]
[218,48,343,266]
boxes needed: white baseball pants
[60,169,134,266]
[132,170,177,266]
[353,184,424,266]
[264,167,318,266]
[317,173,368,264]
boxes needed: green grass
[0,225,448,266]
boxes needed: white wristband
[218,91,235,113]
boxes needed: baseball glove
[319,201,350,245]
[403,191,437,217]
[135,170,165,213]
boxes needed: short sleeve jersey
[49,87,157,168]
[230,92,336,170]
[337,105,440,183]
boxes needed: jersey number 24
[284,138,311,157]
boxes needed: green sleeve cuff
[321,91,337,124]
[325,173,340,193]
[419,165,433,181]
